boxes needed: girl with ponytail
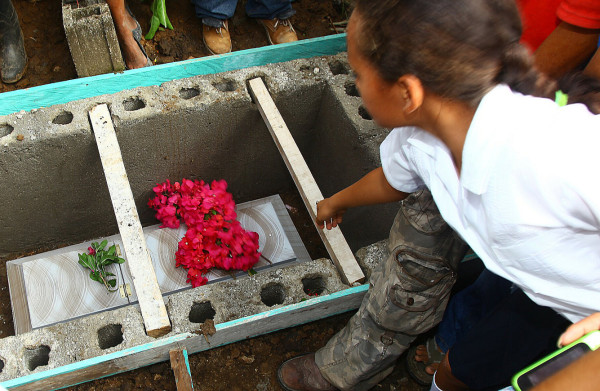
[277,1,600,391]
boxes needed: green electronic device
[512,330,600,391]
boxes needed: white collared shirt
[380,84,600,322]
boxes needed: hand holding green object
[145,0,173,40]
[78,240,126,292]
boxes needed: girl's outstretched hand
[316,198,346,230]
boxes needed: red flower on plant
[149,178,261,288]
[88,246,96,255]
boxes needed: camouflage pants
[315,189,469,390]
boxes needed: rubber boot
[0,0,26,84]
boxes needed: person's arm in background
[531,313,600,391]
[534,21,600,79]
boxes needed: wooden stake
[89,104,171,337]
[248,78,365,285]
[170,349,194,391]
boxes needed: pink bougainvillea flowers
[148,178,261,287]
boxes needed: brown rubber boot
[278,353,337,391]
[259,18,298,45]
[202,20,231,55]
[0,0,26,84]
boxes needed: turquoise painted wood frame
[0,34,350,390]
[0,34,346,116]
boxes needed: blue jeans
[434,269,513,353]
[192,0,295,27]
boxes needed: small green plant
[78,240,125,292]
[145,0,173,40]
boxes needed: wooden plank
[0,284,367,390]
[6,263,32,335]
[0,34,346,116]
[170,349,194,391]
[247,78,365,286]
[89,104,171,338]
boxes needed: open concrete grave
[0,39,402,389]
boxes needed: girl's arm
[316,167,408,230]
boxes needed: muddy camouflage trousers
[315,189,469,390]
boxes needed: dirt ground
[1,0,350,92]
[0,0,428,389]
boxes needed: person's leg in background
[278,189,469,391]
[245,0,297,45]
[191,0,237,54]
[0,0,26,83]
[106,0,152,69]
[433,288,571,391]
[411,268,513,384]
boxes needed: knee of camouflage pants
[315,189,469,390]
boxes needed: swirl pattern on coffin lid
[24,250,126,329]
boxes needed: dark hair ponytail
[495,42,557,99]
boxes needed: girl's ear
[397,75,424,114]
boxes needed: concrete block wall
[0,54,397,260]
[62,0,125,77]
[0,54,399,385]
[0,257,349,381]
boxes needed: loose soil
[1,0,427,389]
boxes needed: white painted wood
[89,104,171,337]
[6,263,31,335]
[248,78,365,285]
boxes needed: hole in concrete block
[328,60,349,75]
[123,97,146,111]
[0,358,4,373]
[260,283,286,307]
[98,324,124,350]
[0,123,13,138]
[358,105,372,120]
[344,81,360,97]
[52,111,74,125]
[299,65,311,72]
[212,79,237,92]
[189,301,216,323]
[302,276,326,296]
[179,87,201,100]
[24,345,50,371]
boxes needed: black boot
[0,0,26,84]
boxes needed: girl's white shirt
[380,84,600,322]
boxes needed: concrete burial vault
[0,35,400,389]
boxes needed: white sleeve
[379,128,424,193]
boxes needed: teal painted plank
[182,349,194,390]
[0,283,366,389]
[0,34,347,116]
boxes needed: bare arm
[530,349,600,391]
[535,22,600,79]
[583,48,600,80]
[316,167,408,229]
